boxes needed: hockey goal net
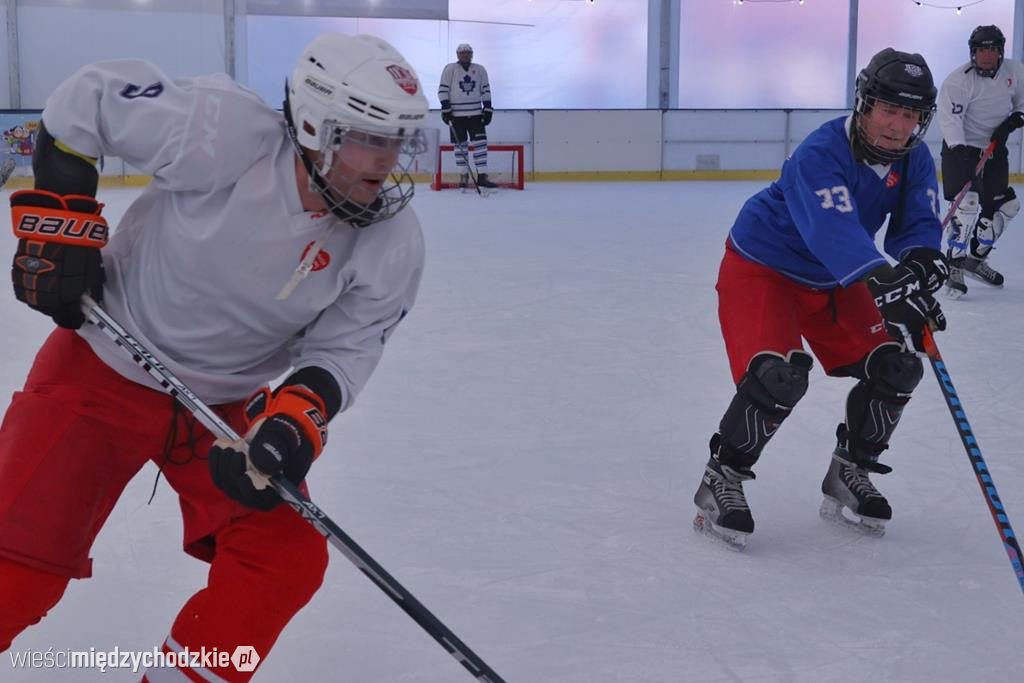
[431,144,525,190]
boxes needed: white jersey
[437,62,491,117]
[42,60,424,409]
[938,59,1024,148]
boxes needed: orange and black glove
[209,385,329,511]
[10,189,107,329]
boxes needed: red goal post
[431,144,525,190]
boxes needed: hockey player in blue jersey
[692,49,950,550]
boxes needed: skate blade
[693,511,749,551]
[819,496,886,537]
[962,271,1003,288]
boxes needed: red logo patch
[386,64,419,95]
[885,169,900,189]
[301,241,331,272]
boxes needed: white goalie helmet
[285,33,429,227]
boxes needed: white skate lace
[711,469,751,512]
[841,464,883,500]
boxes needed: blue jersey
[728,117,942,288]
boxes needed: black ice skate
[945,259,967,299]
[476,173,498,189]
[693,447,755,551]
[820,433,892,537]
[961,255,1004,287]
[458,173,469,192]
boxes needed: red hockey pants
[0,329,328,681]
[717,241,892,384]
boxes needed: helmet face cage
[854,93,936,165]
[969,26,1005,77]
[304,121,427,228]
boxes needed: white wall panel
[534,110,661,173]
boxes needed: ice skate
[475,172,497,196]
[945,260,967,299]
[458,173,469,193]
[961,255,1004,287]
[693,454,755,551]
[819,444,891,537]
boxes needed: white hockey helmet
[456,43,473,54]
[285,33,429,226]
[289,33,428,146]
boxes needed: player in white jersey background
[937,24,1024,298]
[0,33,428,681]
[438,43,497,190]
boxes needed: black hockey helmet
[969,25,1005,77]
[853,48,937,164]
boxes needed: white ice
[2,181,1022,682]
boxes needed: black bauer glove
[865,262,947,354]
[440,99,453,125]
[900,246,949,294]
[209,385,329,511]
[991,111,1024,148]
[482,108,493,126]
[10,190,108,329]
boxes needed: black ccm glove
[209,385,329,511]
[991,111,1024,148]
[10,190,107,329]
[900,247,949,294]
[865,258,947,354]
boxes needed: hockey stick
[921,327,1024,595]
[940,140,997,231]
[80,295,506,682]
[447,121,484,196]
[0,155,17,188]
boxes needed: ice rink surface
[2,181,1022,682]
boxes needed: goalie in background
[937,24,1024,297]
[438,43,497,190]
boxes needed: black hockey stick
[940,139,997,231]
[921,327,1024,595]
[446,121,484,195]
[80,295,506,682]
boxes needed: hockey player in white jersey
[438,43,497,190]
[938,24,1024,297]
[0,33,428,681]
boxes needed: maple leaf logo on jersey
[386,65,419,95]
[885,169,900,189]
[459,74,477,95]
[301,241,331,272]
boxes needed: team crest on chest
[301,241,331,271]
[459,74,477,94]
[885,169,900,189]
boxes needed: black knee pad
[842,344,922,462]
[865,343,923,401]
[715,351,813,470]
